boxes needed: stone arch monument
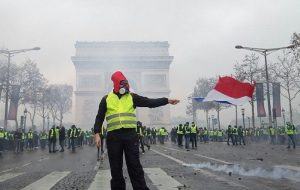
[71,41,173,129]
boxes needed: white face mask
[119,87,126,95]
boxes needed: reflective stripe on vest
[105,92,136,132]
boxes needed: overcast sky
[1,0,300,125]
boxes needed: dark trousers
[59,139,65,151]
[288,135,296,148]
[100,136,105,154]
[177,134,183,146]
[71,138,76,152]
[49,139,56,152]
[238,135,246,145]
[0,139,3,152]
[185,134,190,149]
[107,129,149,190]
[41,139,46,149]
[190,133,197,148]
[227,135,235,145]
[28,139,33,150]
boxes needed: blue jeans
[288,135,296,148]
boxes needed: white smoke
[186,163,300,182]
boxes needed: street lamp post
[23,108,27,132]
[208,116,211,130]
[47,115,50,131]
[211,115,214,130]
[247,116,250,128]
[0,47,40,129]
[235,44,295,129]
[241,108,245,129]
[282,108,286,127]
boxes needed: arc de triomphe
[71,41,173,130]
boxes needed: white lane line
[144,168,182,190]
[0,168,14,174]
[21,163,31,167]
[21,171,70,190]
[88,170,111,190]
[37,157,49,162]
[274,165,300,172]
[0,172,24,183]
[157,146,232,165]
[194,154,232,165]
[151,149,247,189]
[0,156,49,174]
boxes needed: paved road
[0,142,299,190]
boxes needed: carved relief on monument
[143,74,167,90]
[148,107,164,125]
[78,75,103,91]
[81,99,98,126]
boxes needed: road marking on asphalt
[0,172,24,183]
[144,168,182,190]
[21,171,70,190]
[274,165,300,172]
[151,149,247,189]
[0,168,14,174]
[21,162,32,167]
[157,145,233,165]
[37,157,49,162]
[194,154,233,165]
[88,170,111,190]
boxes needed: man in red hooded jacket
[94,71,179,190]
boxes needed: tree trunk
[287,87,293,124]
[235,105,238,127]
[251,98,255,128]
[217,109,220,130]
[205,110,209,129]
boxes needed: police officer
[190,122,198,149]
[184,122,191,149]
[0,127,5,156]
[286,122,296,149]
[177,124,184,146]
[48,126,56,153]
[94,71,179,190]
[70,125,77,152]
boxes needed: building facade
[71,41,173,129]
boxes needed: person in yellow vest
[48,125,57,153]
[94,71,179,190]
[0,127,5,156]
[190,122,198,149]
[27,129,34,151]
[70,125,77,153]
[159,127,165,144]
[39,130,48,150]
[286,122,296,149]
[269,126,276,144]
[176,124,184,146]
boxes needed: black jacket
[59,127,66,140]
[94,92,168,134]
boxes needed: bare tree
[187,77,215,128]
[270,50,300,124]
[21,60,48,129]
[213,102,231,130]
[234,53,262,127]
[47,84,73,126]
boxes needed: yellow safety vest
[0,131,4,138]
[28,132,33,139]
[191,125,197,134]
[105,92,137,132]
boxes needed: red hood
[111,71,129,93]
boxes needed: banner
[272,83,281,117]
[7,85,21,120]
[256,83,266,117]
